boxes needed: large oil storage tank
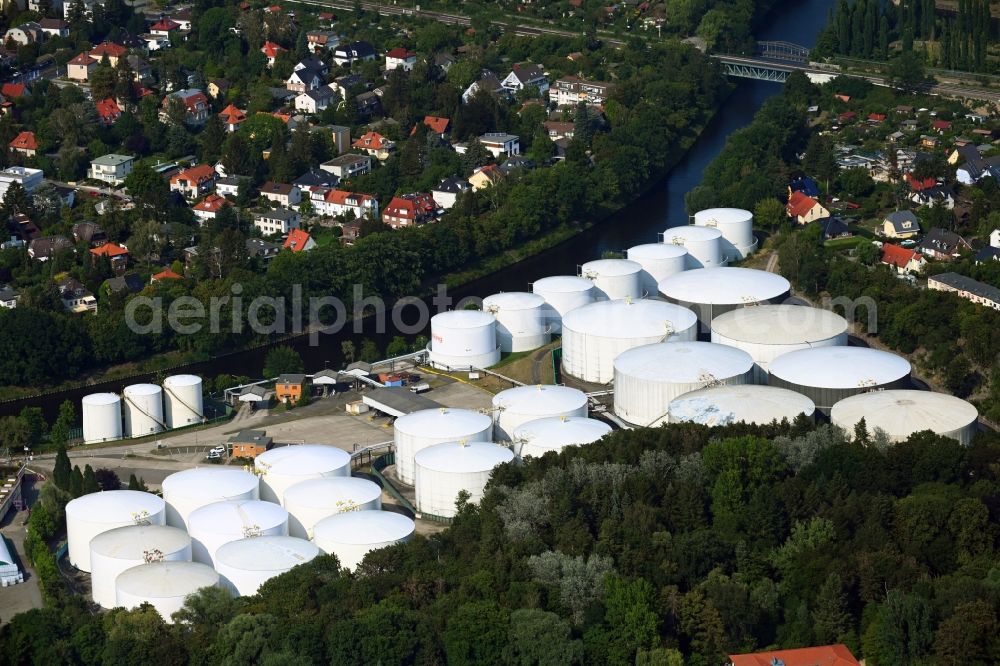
[115,561,219,622]
[512,416,612,458]
[668,385,816,427]
[66,490,166,572]
[254,445,351,505]
[561,299,698,384]
[693,208,758,261]
[187,499,289,566]
[614,342,755,427]
[580,259,643,301]
[162,375,204,428]
[283,477,383,539]
[661,226,725,269]
[427,310,500,370]
[161,468,259,529]
[215,536,319,597]
[122,383,165,438]
[483,292,550,353]
[625,244,688,297]
[659,267,791,332]
[831,390,979,446]
[313,510,415,571]
[393,408,493,485]
[768,347,912,414]
[414,441,515,519]
[531,275,595,334]
[89,524,191,609]
[491,385,589,441]
[82,393,123,444]
[711,305,849,382]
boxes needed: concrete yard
[0,479,43,625]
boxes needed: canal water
[4,0,836,419]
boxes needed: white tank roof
[694,208,753,224]
[394,408,493,438]
[561,299,697,338]
[90,524,189,559]
[414,441,515,473]
[124,383,161,396]
[313,510,415,545]
[664,225,722,241]
[162,467,259,498]
[187,499,288,535]
[581,258,642,276]
[492,385,588,416]
[66,490,164,523]
[255,445,351,476]
[659,268,790,304]
[432,309,495,328]
[115,561,218,597]
[532,275,594,293]
[215,536,319,572]
[83,392,120,406]
[711,304,848,345]
[484,292,546,309]
[831,390,978,439]
[627,243,688,260]
[282,477,382,508]
[513,416,611,449]
[669,385,816,426]
[164,374,201,387]
[614,342,754,382]
[769,347,911,388]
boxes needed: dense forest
[3,419,999,664]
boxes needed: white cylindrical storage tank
[89,524,191,609]
[162,374,204,428]
[614,342,755,427]
[65,490,166,572]
[313,510,415,571]
[531,275,595,334]
[693,208,757,261]
[831,390,979,446]
[513,416,612,458]
[187,499,289,567]
[659,267,791,333]
[161,468,259,529]
[115,561,219,622]
[768,347,912,414]
[711,305,849,382]
[579,259,643,301]
[122,383,165,438]
[626,244,688,298]
[428,310,500,370]
[215,536,319,597]
[283,477,383,539]
[662,225,725,269]
[254,445,351,505]
[82,393,122,444]
[414,441,515,519]
[561,299,698,384]
[393,408,493,485]
[491,385,589,441]
[483,292,550,353]
[668,385,816,427]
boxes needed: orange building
[275,374,307,403]
[227,430,273,458]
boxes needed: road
[0,479,43,625]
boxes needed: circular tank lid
[483,292,546,311]
[769,347,911,389]
[614,342,754,382]
[581,258,642,276]
[431,309,495,328]
[124,383,162,396]
[513,416,612,448]
[255,445,351,476]
[492,385,588,415]
[669,385,816,425]
[83,392,121,406]
[414,441,515,474]
[115,561,219,598]
[532,275,595,294]
[561,299,697,338]
[659,268,790,304]
[282,477,382,509]
[394,408,492,438]
[66,490,164,523]
[831,390,978,436]
[694,207,753,225]
[90,524,190,559]
[626,243,688,260]
[187,499,288,535]
[215,536,319,572]
[662,225,722,242]
[164,374,202,387]
[711,304,848,345]
[313,510,415,545]
[161,468,259,498]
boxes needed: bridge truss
[720,61,792,82]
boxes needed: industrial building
[283,476,383,539]
[254,444,351,504]
[482,292,551,353]
[312,510,415,570]
[512,416,612,458]
[491,385,589,441]
[658,267,791,332]
[414,441,514,518]
[392,407,493,486]
[668,385,816,427]
[830,390,978,445]
[66,490,167,572]
[427,310,501,370]
[579,258,643,300]
[187,499,289,566]
[692,208,758,261]
[530,275,596,333]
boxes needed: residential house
[339,219,361,244]
[104,273,144,297]
[0,166,42,198]
[9,131,37,157]
[413,115,450,138]
[918,227,971,260]
[818,217,853,241]
[881,210,920,239]
[789,175,820,198]
[215,176,242,197]
[501,155,535,174]
[385,46,417,71]
[141,33,170,52]
[28,235,72,261]
[352,131,395,160]
[307,30,341,53]
[311,188,379,219]
[72,222,107,247]
[295,87,334,114]
[293,168,338,189]
[468,164,503,190]
[192,193,231,224]
[325,125,351,154]
[880,243,926,274]
[550,76,613,107]
[245,238,282,263]
[331,73,368,99]
[90,41,126,67]
[161,88,209,125]
[67,53,98,82]
[785,191,829,225]
[920,134,938,149]
[0,83,28,100]
[900,119,919,132]
[382,193,436,228]
[480,132,520,158]
[261,41,287,67]
[333,40,376,66]
[283,228,316,252]
[4,22,42,46]
[501,63,548,95]
[275,374,308,403]
[151,268,183,282]
[909,184,955,209]
[253,209,301,235]
[170,164,217,198]
[38,18,69,38]
[320,153,371,179]
[729,644,860,666]
[90,242,130,273]
[0,285,19,308]
[355,91,382,120]
[95,98,122,125]
[867,113,886,123]
[87,153,134,185]
[228,430,273,457]
[462,70,505,103]
[219,103,246,132]
[433,52,456,72]
[259,182,301,207]
[932,119,951,133]
[57,276,97,314]
[170,8,193,30]
[928,272,1000,310]
[286,62,325,92]
[124,54,152,82]
[542,121,574,140]
[954,145,1000,185]
[150,18,181,38]
[432,176,470,210]
[207,78,231,99]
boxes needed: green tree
[933,600,1000,666]
[263,346,304,378]
[812,572,852,643]
[443,601,509,666]
[127,474,148,491]
[82,464,99,494]
[754,198,787,230]
[505,609,583,666]
[887,51,926,91]
[340,340,356,364]
[69,465,83,498]
[53,445,72,490]
[359,339,380,362]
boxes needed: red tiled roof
[730,644,860,666]
[786,190,819,218]
[385,195,417,217]
[219,103,246,125]
[152,268,182,281]
[881,243,921,269]
[932,119,951,130]
[90,42,126,59]
[283,228,313,252]
[868,113,886,122]
[906,174,937,191]
[324,189,373,205]
[193,193,229,213]
[9,131,37,151]
[1,83,26,98]
[95,97,121,123]
[68,52,97,66]
[261,41,286,58]
[170,164,217,186]
[386,46,415,59]
[151,18,180,31]
[353,131,390,150]
[90,243,129,258]
[420,115,449,135]
[838,111,857,122]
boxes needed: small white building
[0,166,44,198]
[88,154,134,186]
[432,177,471,210]
[294,88,334,114]
[385,47,417,71]
[479,133,520,158]
[320,154,371,179]
[253,209,301,236]
[259,182,301,208]
[500,64,548,95]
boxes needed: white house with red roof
[385,47,417,71]
[352,131,395,160]
[90,42,126,67]
[170,164,218,198]
[381,193,436,228]
[67,53,98,81]
[161,89,209,125]
[283,229,316,252]
[219,104,246,132]
[880,243,926,275]
[412,115,450,138]
[95,98,122,126]
[192,193,231,224]
[261,41,287,68]
[150,18,181,37]
[310,188,379,219]
[9,131,37,157]
[786,190,829,225]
